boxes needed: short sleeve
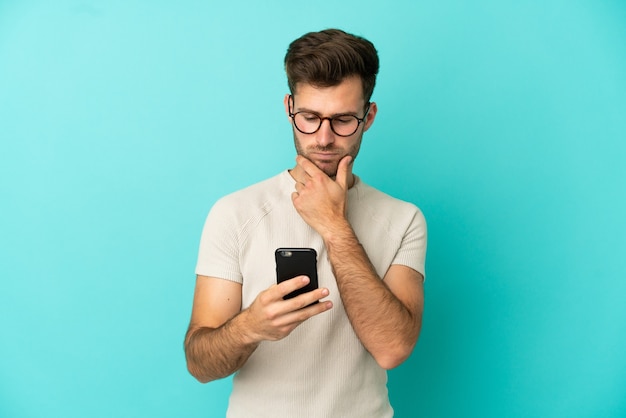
[195,197,243,283]
[392,207,427,279]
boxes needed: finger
[295,155,320,177]
[280,294,333,325]
[276,275,312,298]
[290,286,330,308]
[336,155,353,190]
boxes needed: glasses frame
[288,95,371,137]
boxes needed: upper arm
[187,275,243,336]
[383,265,424,324]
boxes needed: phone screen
[275,248,319,301]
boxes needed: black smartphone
[275,248,319,302]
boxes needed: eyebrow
[295,107,361,117]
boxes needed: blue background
[1,1,625,417]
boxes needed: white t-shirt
[196,170,427,418]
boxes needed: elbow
[184,327,216,383]
[375,316,423,369]
[190,373,213,384]
[186,360,217,384]
[377,357,407,371]
[373,331,421,370]
[374,345,414,370]
[184,343,217,384]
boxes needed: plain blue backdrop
[1,1,625,417]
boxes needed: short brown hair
[284,29,379,102]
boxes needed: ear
[363,102,378,132]
[283,94,292,121]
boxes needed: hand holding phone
[236,248,327,343]
[275,248,319,302]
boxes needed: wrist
[321,219,354,247]
[230,309,261,347]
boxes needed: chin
[313,160,340,178]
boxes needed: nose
[316,119,335,147]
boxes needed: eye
[300,113,320,122]
[333,116,355,125]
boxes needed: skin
[184,75,424,382]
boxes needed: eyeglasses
[288,95,371,137]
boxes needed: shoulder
[351,179,426,231]
[203,171,295,236]
[212,171,290,211]
[354,179,422,215]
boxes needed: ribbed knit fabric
[196,170,427,418]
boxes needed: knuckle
[258,290,272,305]
[279,325,293,335]
[299,297,316,311]
[295,309,310,322]
[264,306,280,321]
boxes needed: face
[284,76,377,178]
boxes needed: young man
[185,29,427,417]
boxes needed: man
[185,29,427,417]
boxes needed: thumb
[336,155,353,190]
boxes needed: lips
[310,150,340,159]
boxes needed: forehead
[292,76,366,113]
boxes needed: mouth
[310,151,340,160]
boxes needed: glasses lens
[330,115,359,136]
[294,112,321,134]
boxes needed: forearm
[324,222,420,369]
[185,312,259,383]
